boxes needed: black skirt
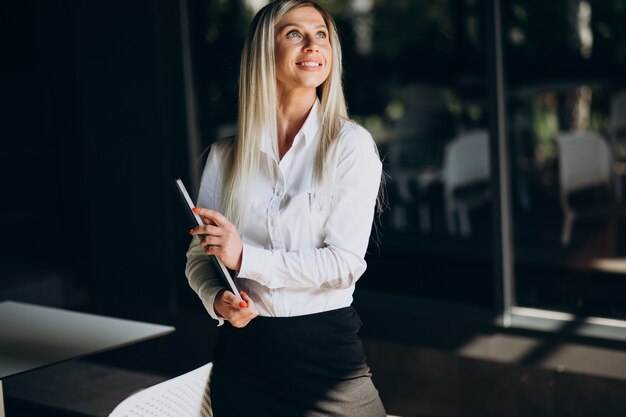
[210,307,386,417]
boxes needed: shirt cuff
[202,285,226,327]
[237,243,275,287]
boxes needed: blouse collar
[259,98,322,158]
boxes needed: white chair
[442,130,491,236]
[109,363,213,417]
[557,131,615,246]
[609,90,626,201]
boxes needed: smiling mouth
[296,61,322,67]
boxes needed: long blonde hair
[221,0,347,231]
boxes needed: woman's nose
[302,36,319,52]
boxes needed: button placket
[268,175,285,249]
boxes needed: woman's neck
[276,89,317,160]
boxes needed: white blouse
[185,100,382,325]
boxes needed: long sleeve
[237,125,382,290]
[185,145,226,325]
[186,235,226,325]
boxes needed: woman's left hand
[189,208,243,271]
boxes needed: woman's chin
[296,75,330,89]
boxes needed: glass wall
[189,0,496,310]
[189,0,626,327]
[504,0,626,319]
[337,0,495,309]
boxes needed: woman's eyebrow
[277,22,328,31]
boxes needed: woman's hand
[214,290,258,328]
[190,207,243,271]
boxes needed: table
[0,300,175,417]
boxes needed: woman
[186,1,385,416]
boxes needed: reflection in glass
[506,0,626,320]
[347,1,494,308]
[442,130,490,237]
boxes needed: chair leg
[446,207,456,235]
[459,207,471,237]
[418,204,431,233]
[614,173,623,203]
[561,213,574,246]
[445,193,457,235]
[392,205,407,230]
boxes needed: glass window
[190,0,496,309]
[190,0,251,144]
[320,0,495,308]
[505,0,626,319]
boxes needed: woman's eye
[316,31,327,39]
[287,30,301,38]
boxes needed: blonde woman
[186,1,385,415]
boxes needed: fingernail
[192,207,200,213]
[239,301,248,308]
[240,290,248,298]
[188,229,194,234]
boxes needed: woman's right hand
[214,290,258,328]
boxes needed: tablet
[174,178,242,299]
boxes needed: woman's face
[274,6,332,94]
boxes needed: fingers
[220,290,240,307]
[202,216,217,226]
[216,289,258,328]
[236,290,249,309]
[229,304,259,328]
[199,234,221,248]
[190,226,224,253]
[189,224,221,237]
[240,290,253,306]
[188,210,242,271]
[239,290,259,316]
[220,290,250,308]
[204,244,225,257]
[192,207,229,227]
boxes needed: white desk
[0,301,175,416]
